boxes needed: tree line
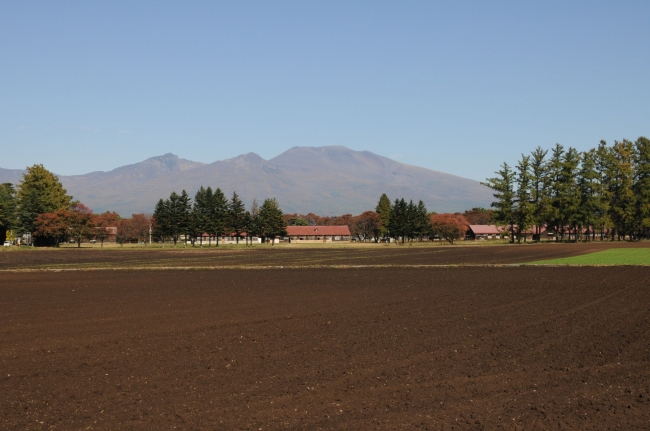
[0,165,156,246]
[285,195,484,244]
[0,165,290,247]
[152,187,287,246]
[483,137,650,242]
[0,163,497,247]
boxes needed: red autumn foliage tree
[33,203,96,247]
[352,211,382,242]
[113,214,152,246]
[116,218,132,246]
[33,209,71,246]
[129,214,152,244]
[430,213,470,244]
[68,203,95,248]
[94,211,120,247]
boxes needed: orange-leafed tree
[116,218,132,247]
[33,209,70,246]
[94,211,120,247]
[130,214,152,245]
[352,211,382,242]
[68,203,95,248]
[430,213,470,244]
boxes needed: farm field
[531,248,650,266]
[1,263,649,429]
[2,241,649,271]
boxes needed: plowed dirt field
[1,254,649,429]
[1,241,647,270]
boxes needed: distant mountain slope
[0,168,26,186]
[0,147,494,215]
[269,146,491,214]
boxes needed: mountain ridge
[0,146,493,216]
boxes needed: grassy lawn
[530,248,650,265]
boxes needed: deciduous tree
[130,214,152,245]
[430,213,469,245]
[68,203,95,248]
[352,211,382,242]
[94,211,119,247]
[33,209,70,246]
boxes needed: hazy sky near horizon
[2,1,649,181]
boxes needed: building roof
[286,225,351,236]
[468,225,500,235]
[497,225,548,234]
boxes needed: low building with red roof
[466,225,501,240]
[286,226,351,242]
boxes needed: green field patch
[530,248,650,266]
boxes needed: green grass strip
[529,248,650,265]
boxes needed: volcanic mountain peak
[133,153,205,173]
[0,146,494,215]
[270,145,385,172]
[220,152,267,166]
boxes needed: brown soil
[1,266,649,430]
[1,241,648,270]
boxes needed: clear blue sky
[1,1,648,181]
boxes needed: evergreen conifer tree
[633,137,650,238]
[514,155,534,243]
[153,198,169,245]
[375,193,391,240]
[388,198,408,243]
[193,186,210,246]
[414,200,431,241]
[577,149,600,240]
[608,140,636,240]
[228,191,246,245]
[529,147,549,241]
[482,163,516,242]
[0,183,17,242]
[258,198,286,246]
[16,164,72,238]
[210,188,229,246]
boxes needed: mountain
[0,168,26,186]
[0,147,494,215]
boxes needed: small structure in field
[286,226,351,243]
[466,225,500,240]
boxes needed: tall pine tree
[228,191,246,245]
[482,163,516,242]
[375,193,391,240]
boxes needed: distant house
[194,232,260,245]
[286,226,351,242]
[466,225,500,240]
[105,226,117,241]
[499,225,550,241]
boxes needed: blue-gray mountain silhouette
[0,146,493,216]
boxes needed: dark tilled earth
[1,241,648,270]
[1,262,649,430]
